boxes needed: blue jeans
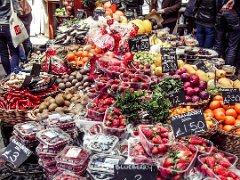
[196,24,215,48]
[0,24,20,75]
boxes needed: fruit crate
[53,171,86,180]
[120,74,151,90]
[102,107,127,139]
[138,124,174,157]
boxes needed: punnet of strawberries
[139,124,172,156]
[158,144,198,179]
[198,151,240,180]
[103,107,127,137]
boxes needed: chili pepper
[9,97,21,103]
[52,84,57,91]
[10,103,16,110]
[25,93,39,101]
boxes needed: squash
[218,78,234,88]
[183,64,196,75]
[233,80,240,88]
[196,70,209,82]
[216,70,226,78]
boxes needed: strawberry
[162,138,169,144]
[205,156,216,169]
[157,145,168,153]
[187,144,197,153]
[218,160,231,168]
[218,175,228,180]
[189,136,204,145]
[152,135,163,144]
[112,119,120,127]
[152,147,159,155]
[163,156,174,167]
[178,157,188,164]
[213,165,226,176]
[175,163,188,171]
[133,130,138,136]
[160,132,169,138]
[228,172,238,179]
[142,128,155,139]
[200,164,208,173]
[214,152,225,159]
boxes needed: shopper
[142,0,151,15]
[18,0,32,62]
[195,0,217,48]
[0,0,22,76]
[213,0,240,66]
[150,0,181,33]
[184,0,196,34]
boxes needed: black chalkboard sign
[171,109,207,138]
[128,35,150,52]
[20,75,32,89]
[114,164,157,180]
[125,10,135,21]
[30,63,41,77]
[194,61,208,72]
[167,88,186,108]
[161,48,178,73]
[77,9,85,19]
[222,88,240,105]
[93,9,106,20]
[1,139,32,168]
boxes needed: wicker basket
[185,99,210,109]
[212,124,240,169]
[198,118,219,140]
[0,108,33,125]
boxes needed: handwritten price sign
[161,48,178,73]
[222,88,240,105]
[171,109,207,138]
[166,88,186,108]
[128,35,150,52]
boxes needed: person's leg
[203,26,215,48]
[196,24,205,48]
[21,14,32,59]
[0,25,11,75]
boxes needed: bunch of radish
[63,0,73,16]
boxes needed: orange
[223,125,234,132]
[235,120,240,126]
[110,4,117,13]
[224,116,236,125]
[219,124,223,129]
[214,111,226,121]
[66,53,75,61]
[204,109,214,117]
[234,103,240,114]
[209,101,221,110]
[82,57,89,63]
[237,115,240,120]
[234,129,240,135]
[103,1,111,9]
[222,104,234,110]
[82,51,90,57]
[226,109,238,118]
[213,95,223,101]
[75,51,83,57]
[105,8,113,17]
[95,47,103,54]
[213,108,225,115]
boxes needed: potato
[70,97,78,102]
[49,98,56,104]
[55,107,64,113]
[39,103,47,113]
[64,101,71,106]
[55,95,65,106]
[48,103,58,111]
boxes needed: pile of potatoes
[33,88,89,118]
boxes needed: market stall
[0,1,240,180]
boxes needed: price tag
[77,9,85,19]
[110,0,120,4]
[161,48,178,73]
[1,139,32,168]
[20,75,32,89]
[167,88,186,108]
[128,35,150,52]
[194,61,208,72]
[114,164,157,180]
[93,9,106,20]
[171,109,207,138]
[222,88,240,105]
[30,63,41,77]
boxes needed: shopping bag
[9,0,29,48]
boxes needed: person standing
[0,0,22,76]
[150,0,181,33]
[213,0,240,66]
[18,0,32,62]
[195,0,217,48]
[184,0,197,34]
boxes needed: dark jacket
[216,0,240,15]
[0,0,22,24]
[184,0,197,18]
[195,0,217,27]
[150,0,181,24]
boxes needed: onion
[185,95,192,102]
[185,87,194,96]
[183,82,192,89]
[199,91,209,100]
[199,81,207,90]
[193,87,200,95]
[190,75,200,86]
[181,73,190,82]
[192,95,200,103]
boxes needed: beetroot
[192,96,200,103]
[185,87,194,96]
[183,82,192,89]
[176,68,187,75]
[199,91,209,100]
[199,81,207,90]
[181,73,190,82]
[185,96,192,102]
[193,87,200,95]
[190,75,200,86]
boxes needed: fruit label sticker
[222,88,240,105]
[171,109,207,138]
[128,35,150,52]
[21,123,37,131]
[45,131,58,139]
[114,164,157,180]
[65,148,82,158]
[161,48,178,73]
[1,138,32,168]
[93,9,106,21]
[166,88,186,108]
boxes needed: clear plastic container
[177,136,214,154]
[10,135,39,147]
[36,143,65,157]
[39,156,56,167]
[102,107,127,138]
[138,124,173,156]
[46,114,75,131]
[14,121,43,140]
[53,171,86,180]
[119,73,151,90]
[36,128,71,148]
[43,164,58,176]
[158,144,198,179]
[84,134,119,154]
[88,154,125,174]
[56,146,89,167]
[87,170,114,180]
[94,77,110,93]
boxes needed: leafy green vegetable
[153,76,182,94]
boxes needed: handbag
[9,0,29,48]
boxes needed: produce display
[0,1,240,179]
